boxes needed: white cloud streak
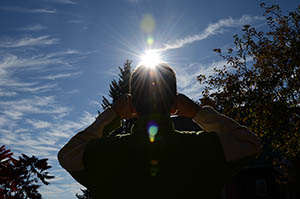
[0,116,9,128]
[66,89,80,94]
[26,119,52,129]
[0,50,81,92]
[0,35,58,48]
[48,111,95,138]
[155,15,264,52]
[2,110,24,120]
[0,96,71,123]
[0,89,17,97]
[39,72,81,80]
[20,84,58,93]
[178,56,252,100]
[40,182,84,199]
[90,100,101,107]
[0,110,95,159]
[46,0,77,4]
[174,59,227,100]
[19,24,47,31]
[0,6,56,14]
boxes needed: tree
[198,3,300,170]
[101,60,135,136]
[0,145,54,199]
[101,60,132,110]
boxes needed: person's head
[130,63,177,116]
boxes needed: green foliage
[198,3,300,160]
[0,145,54,199]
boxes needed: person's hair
[130,63,177,116]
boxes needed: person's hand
[111,94,137,119]
[173,93,201,118]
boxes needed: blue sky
[0,0,298,198]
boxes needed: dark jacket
[68,116,249,199]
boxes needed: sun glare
[139,50,162,68]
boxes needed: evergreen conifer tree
[101,60,135,136]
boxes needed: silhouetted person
[58,63,261,199]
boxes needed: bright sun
[139,50,162,68]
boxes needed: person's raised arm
[57,94,136,172]
[175,93,261,162]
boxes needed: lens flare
[147,36,154,46]
[140,14,155,34]
[147,121,158,143]
[139,50,162,68]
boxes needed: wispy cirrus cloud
[39,72,81,80]
[0,49,82,129]
[175,55,254,100]
[90,100,101,107]
[0,6,56,14]
[155,15,264,52]
[45,0,77,4]
[0,47,85,139]
[0,117,9,128]
[2,110,24,120]
[0,95,72,136]
[174,59,227,100]
[0,54,60,89]
[49,111,95,138]
[19,83,58,93]
[0,96,71,122]
[0,108,95,159]
[0,11,90,199]
[19,24,47,31]
[26,119,52,129]
[66,89,80,94]
[0,50,81,87]
[0,89,17,97]
[0,35,58,48]
[40,182,84,199]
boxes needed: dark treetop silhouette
[198,3,300,163]
[0,145,54,199]
[58,63,261,199]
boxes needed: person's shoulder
[101,132,132,143]
[174,130,218,145]
[174,129,214,137]
[86,132,132,149]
